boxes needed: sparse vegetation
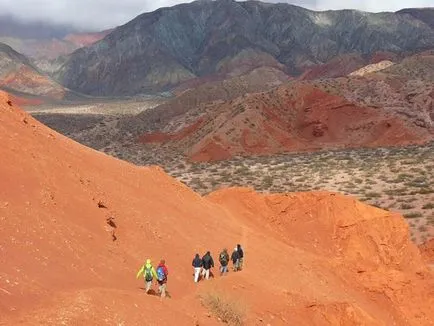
[201,292,246,326]
[404,212,423,219]
[422,203,434,210]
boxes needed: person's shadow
[139,288,159,296]
[139,287,172,298]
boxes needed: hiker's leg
[160,284,166,298]
[223,265,228,275]
[194,268,200,282]
[205,269,210,280]
[145,281,152,293]
[239,258,243,270]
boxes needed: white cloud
[0,0,432,30]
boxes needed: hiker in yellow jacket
[136,259,158,294]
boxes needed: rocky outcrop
[349,60,395,76]
[56,1,434,96]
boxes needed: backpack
[219,252,228,264]
[156,266,166,281]
[144,267,153,282]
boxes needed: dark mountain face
[397,8,434,29]
[56,0,434,96]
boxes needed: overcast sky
[1,0,433,30]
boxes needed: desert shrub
[400,203,415,210]
[262,175,273,188]
[404,212,423,219]
[422,203,434,210]
[385,188,407,196]
[417,188,434,195]
[418,225,428,233]
[372,203,388,210]
[201,292,246,326]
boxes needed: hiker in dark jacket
[192,253,203,283]
[201,251,214,280]
[231,247,239,271]
[237,244,244,271]
[219,248,230,276]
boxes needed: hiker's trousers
[201,268,210,280]
[194,267,201,282]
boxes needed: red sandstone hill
[139,82,432,161]
[1,91,434,325]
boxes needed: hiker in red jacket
[156,259,169,298]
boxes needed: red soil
[8,93,44,106]
[420,239,434,264]
[1,91,434,325]
[139,118,205,143]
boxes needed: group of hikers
[136,244,244,298]
[192,244,244,282]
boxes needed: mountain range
[55,1,434,96]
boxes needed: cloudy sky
[1,0,433,30]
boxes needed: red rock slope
[1,91,434,325]
[141,82,431,161]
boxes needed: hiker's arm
[136,265,144,279]
[152,267,158,279]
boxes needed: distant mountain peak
[55,1,434,96]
